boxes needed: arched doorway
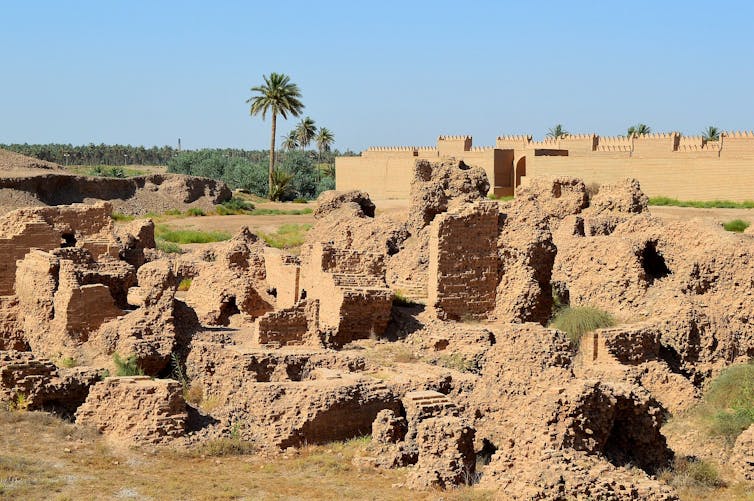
[515,157,527,187]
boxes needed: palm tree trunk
[269,113,276,199]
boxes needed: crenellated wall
[337,131,754,201]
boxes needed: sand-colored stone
[75,376,187,444]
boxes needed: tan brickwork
[427,200,499,320]
[338,131,754,201]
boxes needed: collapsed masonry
[0,157,753,498]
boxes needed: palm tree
[316,127,335,163]
[295,116,317,151]
[247,73,304,198]
[282,130,299,151]
[702,126,720,141]
[546,124,568,139]
[627,123,651,137]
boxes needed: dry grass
[0,410,493,500]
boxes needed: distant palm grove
[0,143,355,201]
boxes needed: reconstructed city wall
[336,136,514,199]
[338,131,754,201]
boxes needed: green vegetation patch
[723,219,750,232]
[649,196,754,209]
[215,197,255,215]
[156,239,183,254]
[111,212,135,222]
[658,457,725,489]
[487,194,514,202]
[705,362,754,443]
[155,225,231,244]
[259,224,312,249]
[550,306,615,345]
[112,353,144,377]
[250,207,313,216]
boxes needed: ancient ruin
[2,152,754,499]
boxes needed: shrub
[57,356,77,368]
[112,353,144,376]
[723,219,750,232]
[185,207,205,217]
[177,278,192,291]
[705,362,754,442]
[658,457,725,488]
[550,306,615,345]
[193,437,257,457]
[216,197,255,215]
[156,239,182,254]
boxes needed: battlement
[723,130,754,138]
[365,146,418,152]
[595,136,632,152]
[438,135,472,141]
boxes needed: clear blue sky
[1,1,753,151]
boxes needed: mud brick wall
[428,200,499,320]
[254,300,317,347]
[264,248,301,309]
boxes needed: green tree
[295,116,317,151]
[627,123,651,136]
[282,130,299,151]
[703,126,720,141]
[546,124,568,139]
[315,127,335,165]
[247,73,304,198]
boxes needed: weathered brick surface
[75,376,187,444]
[428,200,498,320]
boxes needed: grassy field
[0,410,493,500]
[649,197,754,209]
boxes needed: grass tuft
[155,225,231,244]
[704,362,754,443]
[722,219,750,232]
[215,197,255,215]
[185,207,205,217]
[550,306,615,345]
[259,224,311,250]
[111,212,135,222]
[250,207,313,216]
[177,278,192,291]
[487,194,514,201]
[156,239,183,254]
[112,353,144,377]
[658,457,725,489]
[649,197,754,209]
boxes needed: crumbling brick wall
[0,202,118,295]
[428,200,499,320]
[264,248,301,309]
[300,243,393,346]
[254,300,319,347]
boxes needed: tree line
[0,143,355,167]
